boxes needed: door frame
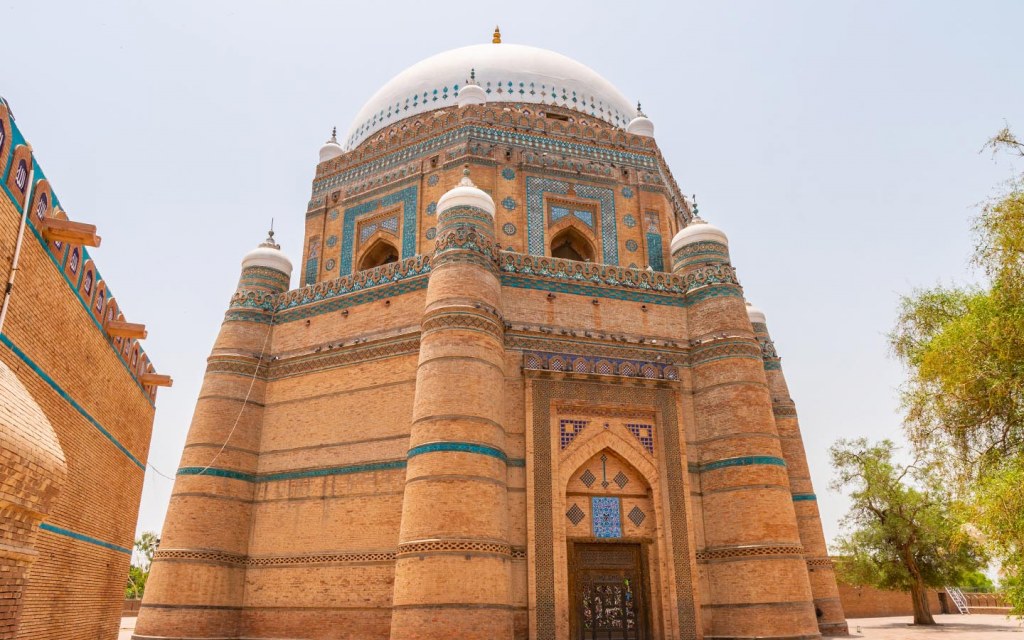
[567,538,653,640]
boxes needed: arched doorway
[357,239,399,271]
[564,448,654,639]
[550,227,596,262]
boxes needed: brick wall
[0,101,159,639]
[837,581,944,618]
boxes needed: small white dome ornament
[318,127,343,163]
[242,227,293,277]
[437,167,495,216]
[457,68,487,107]
[626,101,655,138]
[671,198,729,254]
[746,301,767,325]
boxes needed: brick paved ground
[838,614,1022,639]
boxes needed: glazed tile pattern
[591,496,622,538]
[526,177,618,264]
[339,185,418,275]
[646,233,664,271]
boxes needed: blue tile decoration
[39,523,131,555]
[646,233,664,271]
[526,177,618,265]
[326,235,338,248]
[550,205,570,223]
[407,441,507,462]
[625,423,654,454]
[573,209,595,227]
[313,126,656,196]
[0,333,146,469]
[325,258,336,271]
[502,167,516,180]
[426,201,437,215]
[304,258,318,285]
[501,197,517,210]
[700,456,787,472]
[328,209,339,221]
[340,185,418,275]
[592,497,622,538]
[628,263,638,269]
[525,350,679,381]
[359,214,399,243]
[792,493,818,502]
[425,227,437,240]
[623,214,637,228]
[625,239,638,252]
[502,222,516,236]
[427,174,439,186]
[622,186,634,199]
[560,418,589,449]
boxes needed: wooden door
[570,542,648,640]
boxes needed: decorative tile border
[0,333,145,470]
[525,177,618,265]
[699,456,787,472]
[407,441,507,462]
[792,493,817,502]
[339,185,418,276]
[39,523,132,554]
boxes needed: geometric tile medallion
[559,419,588,449]
[613,471,629,489]
[580,469,596,488]
[566,503,585,526]
[628,505,646,527]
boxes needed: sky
[3,0,1023,547]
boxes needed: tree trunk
[903,549,935,625]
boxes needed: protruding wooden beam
[140,373,173,387]
[40,218,102,247]
[106,321,147,339]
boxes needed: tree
[890,127,1024,614]
[830,438,986,625]
[125,532,160,599]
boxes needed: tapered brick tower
[138,31,847,640]
[748,302,849,635]
[134,232,291,639]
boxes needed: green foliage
[124,531,160,600]
[830,438,986,624]
[890,127,1024,616]
[959,570,996,593]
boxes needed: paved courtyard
[842,614,1022,639]
[121,613,1021,639]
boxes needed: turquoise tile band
[699,456,787,472]
[0,333,145,470]
[792,493,817,501]
[178,454,526,483]
[39,523,131,554]
[407,442,507,462]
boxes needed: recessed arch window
[82,270,94,296]
[0,120,6,151]
[358,239,400,271]
[68,247,80,274]
[35,192,48,219]
[550,227,596,262]
[14,159,28,192]
[95,288,105,313]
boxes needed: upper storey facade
[300,41,693,288]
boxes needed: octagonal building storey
[135,31,849,640]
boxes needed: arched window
[550,227,596,262]
[358,239,400,271]
[35,192,47,219]
[95,288,105,313]
[68,248,80,274]
[0,120,6,151]
[82,271,93,296]
[14,159,28,192]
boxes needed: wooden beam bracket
[106,320,147,340]
[40,218,102,247]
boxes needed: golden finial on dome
[492,26,501,44]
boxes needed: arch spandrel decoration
[526,176,618,266]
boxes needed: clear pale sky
[4,1,1023,546]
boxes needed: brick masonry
[137,95,846,638]
[0,100,159,639]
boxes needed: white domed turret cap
[670,215,729,253]
[746,301,767,325]
[437,167,495,216]
[626,101,654,138]
[242,228,293,276]
[318,127,343,163]
[457,68,487,107]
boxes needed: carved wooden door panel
[571,543,647,640]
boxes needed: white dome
[345,43,637,150]
[670,217,729,253]
[626,115,654,137]
[318,128,343,163]
[242,231,293,277]
[437,170,495,217]
[457,82,487,107]
[746,302,767,325]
